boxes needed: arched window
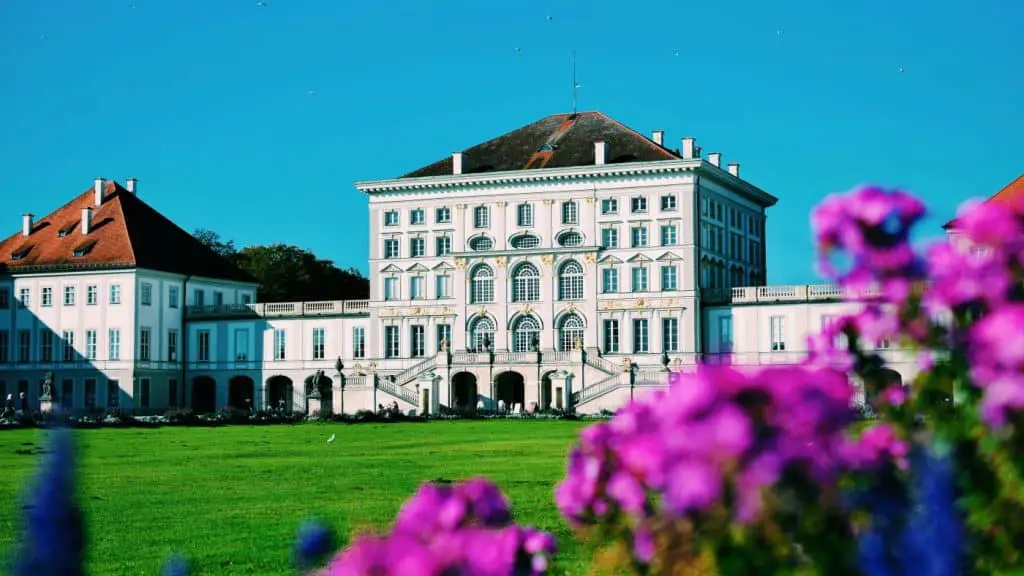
[511,263,540,302]
[510,234,540,249]
[470,316,495,352]
[512,316,540,353]
[471,265,494,303]
[558,260,584,300]
[557,231,583,247]
[469,236,494,251]
[559,314,584,352]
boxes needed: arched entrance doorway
[494,371,525,412]
[863,367,903,405]
[540,370,557,412]
[228,376,255,411]
[191,376,217,414]
[305,372,333,413]
[266,375,294,413]
[452,372,478,411]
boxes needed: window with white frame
[169,286,179,309]
[662,317,679,352]
[312,327,325,360]
[410,209,425,225]
[562,201,578,225]
[353,327,365,358]
[820,314,848,349]
[384,239,399,259]
[631,196,648,213]
[660,195,677,211]
[631,226,648,247]
[474,206,490,228]
[139,328,151,361]
[85,330,97,360]
[469,316,495,352]
[632,266,648,292]
[232,329,245,361]
[107,380,119,409]
[410,276,424,300]
[383,277,398,300]
[41,287,52,307]
[168,329,179,361]
[660,224,677,246]
[557,231,583,247]
[558,260,584,300]
[512,263,540,302]
[64,285,76,306]
[213,291,223,307]
[62,331,74,362]
[410,237,425,258]
[140,282,153,306]
[140,378,151,409]
[109,284,121,305]
[435,274,451,299]
[718,316,733,353]
[436,236,451,256]
[470,265,494,303]
[41,330,53,362]
[83,379,96,409]
[603,319,619,353]
[384,326,400,358]
[602,228,618,248]
[559,314,584,351]
[86,285,97,306]
[274,329,287,360]
[469,236,494,251]
[198,330,211,362]
[601,198,618,214]
[770,316,786,351]
[384,210,399,226]
[517,203,533,227]
[661,265,678,291]
[19,288,29,308]
[436,206,451,223]
[602,268,619,293]
[632,318,649,353]
[411,325,426,357]
[511,234,540,249]
[512,316,540,352]
[18,330,30,363]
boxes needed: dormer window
[58,223,77,238]
[72,241,96,257]
[11,247,30,261]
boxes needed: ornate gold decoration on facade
[519,304,535,315]
[444,307,455,315]
[584,253,596,264]
[455,258,467,270]
[585,197,594,204]
[566,303,578,314]
[543,199,554,206]
[495,256,508,268]
[540,254,554,267]
[497,201,507,208]
[412,308,424,316]
[477,306,487,317]
[636,298,647,309]
[622,357,632,373]
[455,203,466,210]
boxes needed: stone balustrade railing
[186,299,371,319]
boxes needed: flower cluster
[318,478,556,576]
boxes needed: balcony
[702,283,883,305]
[186,299,370,320]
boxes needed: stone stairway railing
[583,353,618,376]
[376,377,418,405]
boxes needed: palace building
[3,112,986,416]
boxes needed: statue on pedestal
[440,337,449,353]
[40,371,54,401]
[573,335,583,351]
[622,357,632,373]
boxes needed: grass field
[0,421,595,575]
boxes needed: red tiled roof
[401,111,681,178]
[0,180,256,283]
[943,174,1024,230]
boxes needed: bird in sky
[897,66,905,73]
[256,0,267,6]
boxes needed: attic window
[58,223,77,237]
[539,144,556,152]
[11,247,30,261]
[73,241,97,257]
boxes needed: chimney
[652,130,664,146]
[681,137,696,159]
[452,152,463,175]
[22,214,33,237]
[94,177,105,206]
[81,207,92,235]
[594,141,607,165]
[708,152,721,167]
[126,177,137,194]
[728,163,740,178]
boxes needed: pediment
[626,253,652,263]
[656,251,682,262]
[432,262,455,271]
[380,264,403,274]
[406,263,429,272]
[598,254,623,265]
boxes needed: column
[415,371,442,416]
[549,370,574,412]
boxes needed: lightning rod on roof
[571,51,577,116]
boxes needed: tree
[193,230,369,302]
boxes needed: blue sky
[2,0,1021,283]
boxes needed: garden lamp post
[335,356,345,417]
[625,359,637,402]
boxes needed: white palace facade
[4,111,981,417]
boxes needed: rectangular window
[168,329,179,361]
[662,318,679,352]
[85,330,97,360]
[140,378,151,409]
[410,208,425,225]
[632,319,649,353]
[169,379,179,408]
[517,203,534,227]
[18,330,30,363]
[168,286,179,308]
[312,328,325,360]
[19,288,29,308]
[62,331,75,362]
[41,330,53,362]
[107,379,119,409]
[0,330,7,363]
[631,196,648,213]
[241,293,252,305]
[193,290,205,307]
[384,210,399,226]
[109,329,120,360]
[64,285,76,306]
[436,324,451,352]
[41,287,53,307]
[601,228,618,248]
[718,315,733,353]
[603,319,619,353]
[410,276,424,299]
[632,266,648,292]
[274,329,286,360]
[233,329,246,361]
[86,285,97,306]
[384,239,399,259]
[602,268,619,293]
[435,236,452,256]
[384,326,400,359]
[562,201,578,225]
[436,274,451,299]
[410,237,425,257]
[660,225,677,246]
[435,206,451,223]
[411,325,425,358]
[770,316,786,351]
[661,265,678,291]
[84,379,97,409]
[660,195,677,211]
[353,327,366,358]
[474,206,490,228]
[384,277,398,300]
[139,328,151,361]
[601,198,618,214]
[61,379,73,408]
[631,226,648,247]
[109,284,121,304]
[0,288,8,309]
[140,282,153,306]
[213,291,223,306]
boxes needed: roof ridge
[593,111,679,160]
[108,184,138,266]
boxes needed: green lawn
[0,421,595,575]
